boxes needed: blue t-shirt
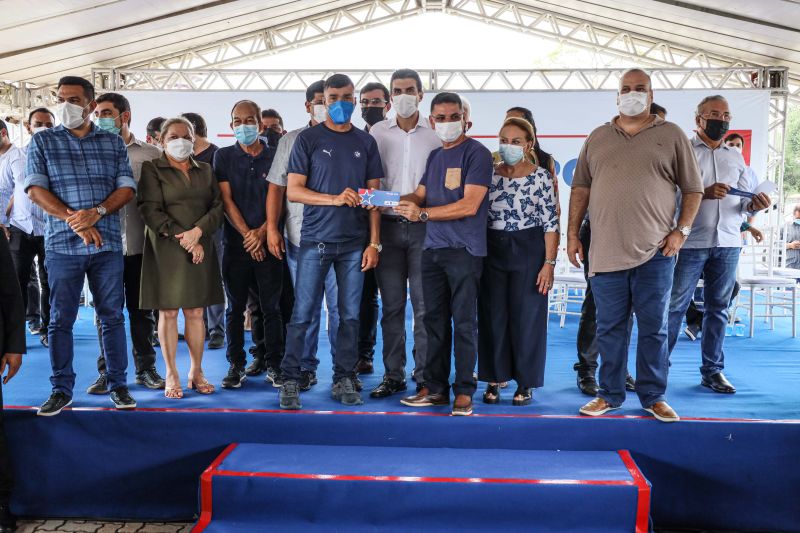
[288,123,384,244]
[213,139,275,247]
[421,137,493,256]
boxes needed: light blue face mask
[96,117,121,135]
[327,100,355,125]
[233,124,259,146]
[794,219,800,226]
[498,143,525,165]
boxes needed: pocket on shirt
[445,168,462,190]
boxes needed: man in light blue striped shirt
[24,76,138,416]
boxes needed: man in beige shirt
[567,68,703,422]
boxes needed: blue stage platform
[4,306,800,531]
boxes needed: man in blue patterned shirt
[24,76,138,416]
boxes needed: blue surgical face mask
[498,143,525,165]
[96,117,121,135]
[794,218,800,226]
[327,100,355,125]
[233,124,259,146]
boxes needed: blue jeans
[285,242,339,371]
[281,240,362,382]
[46,251,127,396]
[667,247,740,378]
[590,251,675,408]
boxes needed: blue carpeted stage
[4,305,800,531]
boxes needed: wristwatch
[95,204,108,217]
[369,242,383,253]
[544,258,557,266]
[418,210,429,222]
[677,225,692,238]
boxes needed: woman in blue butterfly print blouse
[478,117,560,406]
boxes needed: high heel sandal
[188,378,215,395]
[165,386,184,399]
[512,387,532,406]
[482,383,501,404]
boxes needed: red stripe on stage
[212,469,634,486]
[193,443,238,533]
[5,405,796,423]
[617,450,651,533]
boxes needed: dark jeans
[590,250,675,408]
[421,247,482,398]
[46,251,128,396]
[575,220,633,375]
[247,287,265,359]
[282,240,363,382]
[223,247,284,369]
[96,254,156,376]
[358,268,379,360]
[668,247,740,378]
[375,218,427,382]
[0,383,11,497]
[8,227,49,332]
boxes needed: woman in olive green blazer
[138,117,224,399]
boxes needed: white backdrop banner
[123,88,770,217]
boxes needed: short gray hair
[160,117,195,140]
[459,94,472,121]
[619,68,652,90]
[696,95,727,116]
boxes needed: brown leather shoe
[579,397,620,417]
[355,358,374,375]
[451,394,473,416]
[400,387,449,407]
[645,401,680,423]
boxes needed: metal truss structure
[0,0,794,201]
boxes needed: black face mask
[703,119,730,141]
[265,129,282,148]
[361,107,385,127]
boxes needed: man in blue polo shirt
[279,73,384,410]
[214,99,283,390]
[395,92,493,416]
[24,76,137,416]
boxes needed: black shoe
[355,358,374,375]
[512,387,533,406]
[207,333,225,350]
[265,366,283,387]
[28,321,42,335]
[37,391,72,417]
[39,333,48,348]
[178,332,185,341]
[221,365,246,389]
[136,368,166,390]
[86,374,109,395]
[299,370,318,392]
[245,358,267,376]
[0,500,17,533]
[370,378,407,398]
[482,383,500,404]
[110,387,137,410]
[702,372,736,394]
[577,372,599,396]
[332,377,363,406]
[280,380,302,410]
[625,374,636,392]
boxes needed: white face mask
[617,91,649,117]
[31,126,48,135]
[727,144,743,154]
[393,94,419,119]
[165,138,194,161]
[312,104,327,124]
[435,121,463,143]
[56,101,88,129]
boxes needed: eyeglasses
[701,111,733,121]
[360,98,387,107]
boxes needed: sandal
[188,377,215,395]
[512,387,532,406]
[482,383,501,404]
[165,386,184,399]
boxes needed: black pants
[26,270,40,324]
[478,228,548,388]
[574,220,633,374]
[247,286,264,358]
[0,383,11,498]
[358,268,378,360]
[8,227,49,332]
[422,247,482,397]
[223,248,283,368]
[97,254,156,375]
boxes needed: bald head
[619,68,652,93]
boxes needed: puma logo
[322,149,333,157]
